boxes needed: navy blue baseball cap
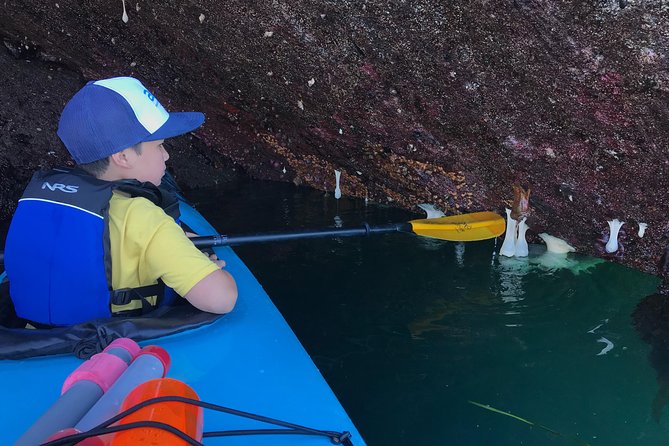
[57,77,205,164]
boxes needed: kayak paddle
[0,212,505,264]
[188,211,506,248]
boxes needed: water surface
[190,180,664,446]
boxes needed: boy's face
[131,139,169,186]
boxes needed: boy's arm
[184,268,238,314]
[180,233,237,313]
[134,202,238,314]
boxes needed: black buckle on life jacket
[111,283,165,308]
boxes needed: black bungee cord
[41,395,353,446]
[42,421,203,446]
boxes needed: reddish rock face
[1,1,668,276]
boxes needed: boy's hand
[209,253,226,268]
[188,231,225,267]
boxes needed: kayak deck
[0,202,364,445]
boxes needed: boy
[4,76,237,326]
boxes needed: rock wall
[1,0,668,275]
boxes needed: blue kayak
[0,200,365,445]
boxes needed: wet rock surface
[1,1,668,276]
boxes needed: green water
[189,180,666,446]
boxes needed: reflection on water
[497,244,605,276]
[455,242,465,267]
[410,245,607,337]
[189,180,665,446]
[493,244,605,304]
[495,255,528,304]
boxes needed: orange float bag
[109,378,203,445]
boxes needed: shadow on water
[190,180,666,445]
[633,243,669,426]
[633,293,669,424]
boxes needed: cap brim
[143,112,205,141]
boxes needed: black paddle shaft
[0,223,412,265]
[190,222,413,248]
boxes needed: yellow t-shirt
[108,192,220,312]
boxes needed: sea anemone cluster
[499,185,648,260]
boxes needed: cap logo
[143,89,159,107]
[94,77,169,133]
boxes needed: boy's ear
[109,148,134,168]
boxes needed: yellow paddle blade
[409,211,505,242]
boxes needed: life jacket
[4,168,180,326]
